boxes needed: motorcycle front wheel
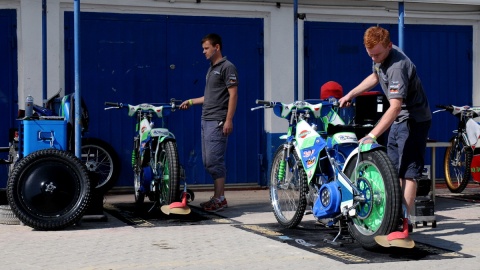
[344,149,402,250]
[269,145,307,228]
[156,140,180,205]
[444,136,471,193]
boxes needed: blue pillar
[74,0,81,158]
[42,0,47,105]
[398,1,405,50]
[294,0,298,101]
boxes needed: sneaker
[200,197,228,208]
[202,197,228,212]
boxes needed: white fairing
[139,118,151,139]
[332,132,357,144]
[466,118,480,147]
[151,128,174,138]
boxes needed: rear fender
[343,143,385,168]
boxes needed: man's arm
[339,73,379,107]
[369,97,402,139]
[179,96,204,109]
[223,86,238,135]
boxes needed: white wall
[2,0,480,132]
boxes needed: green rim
[352,162,386,233]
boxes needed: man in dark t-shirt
[180,33,238,212]
[339,26,431,241]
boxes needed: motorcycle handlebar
[104,102,122,108]
[436,104,452,111]
[255,99,275,107]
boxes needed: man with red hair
[339,26,432,244]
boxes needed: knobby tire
[7,149,91,230]
[444,136,471,193]
[269,145,307,229]
[157,140,181,205]
[344,149,402,250]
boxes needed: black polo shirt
[373,45,431,123]
[202,57,239,121]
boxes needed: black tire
[269,145,307,228]
[157,140,180,205]
[344,149,402,249]
[133,146,145,204]
[444,136,471,193]
[81,137,120,194]
[133,171,146,205]
[6,149,91,230]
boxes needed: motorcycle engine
[312,181,341,219]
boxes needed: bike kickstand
[322,220,350,247]
[148,201,160,213]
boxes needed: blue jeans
[201,119,228,180]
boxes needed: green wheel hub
[353,163,386,233]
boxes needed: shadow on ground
[234,221,473,264]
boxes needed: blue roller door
[0,9,18,188]
[304,22,472,179]
[64,12,264,187]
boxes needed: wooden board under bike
[374,235,415,248]
[160,205,191,215]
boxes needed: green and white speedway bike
[252,98,402,249]
[105,99,192,211]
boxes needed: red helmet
[320,81,343,100]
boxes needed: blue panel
[304,22,472,179]
[65,12,264,186]
[0,9,18,188]
[164,16,264,185]
[65,12,169,188]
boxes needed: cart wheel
[186,188,195,203]
[423,221,428,226]
[7,149,91,230]
[432,221,437,228]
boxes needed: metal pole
[398,1,404,50]
[42,0,47,106]
[293,0,298,101]
[74,0,81,158]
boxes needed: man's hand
[179,99,193,110]
[338,96,352,108]
[359,133,376,144]
[223,119,234,136]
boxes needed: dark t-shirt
[202,57,239,121]
[373,45,431,123]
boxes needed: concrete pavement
[0,185,479,270]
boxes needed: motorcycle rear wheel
[444,136,471,193]
[344,149,402,249]
[269,145,307,228]
[81,137,120,194]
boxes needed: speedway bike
[252,98,402,249]
[435,104,480,193]
[105,99,191,211]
